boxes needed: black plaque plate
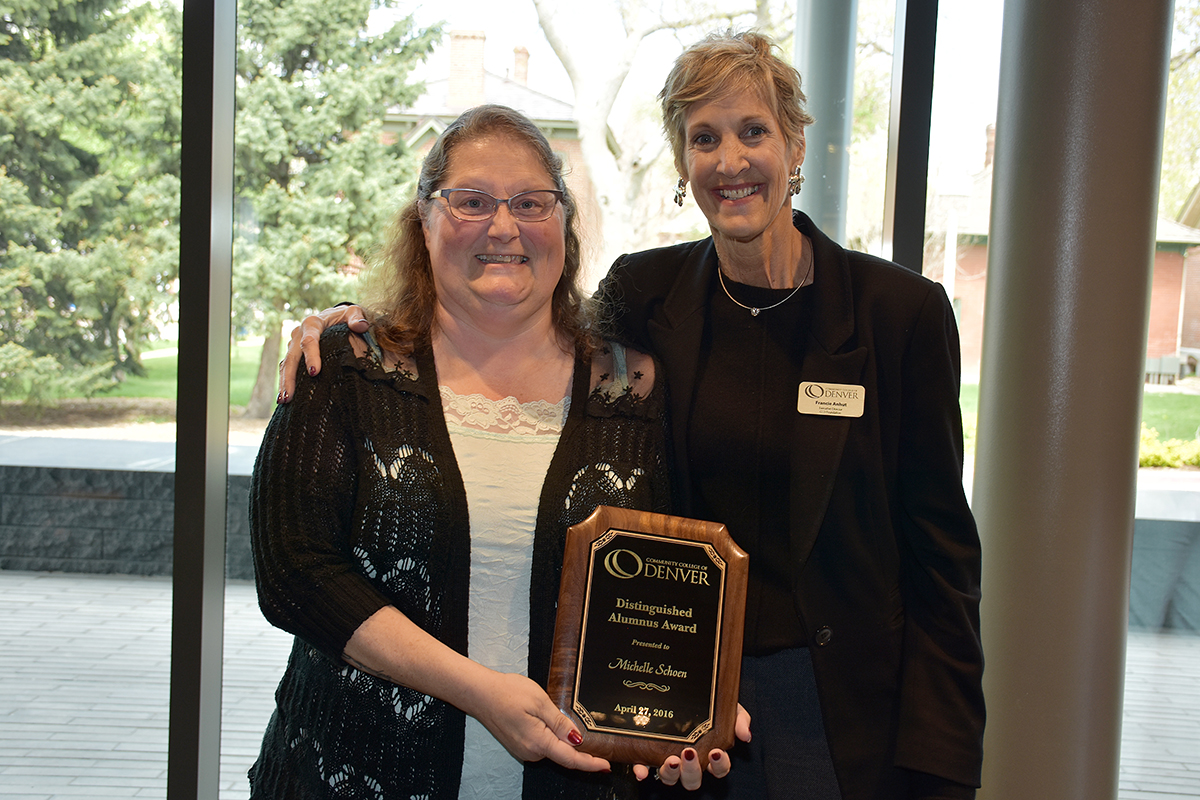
[548,506,747,768]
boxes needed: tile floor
[0,570,1196,799]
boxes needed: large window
[2,1,1196,797]
[0,1,183,794]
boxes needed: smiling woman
[597,31,985,800]
[680,91,805,286]
[419,133,569,374]
[247,104,740,800]
[358,110,587,373]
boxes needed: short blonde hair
[659,30,815,174]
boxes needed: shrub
[1140,425,1200,468]
[0,342,113,410]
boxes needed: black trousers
[642,646,841,800]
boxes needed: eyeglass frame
[432,188,565,222]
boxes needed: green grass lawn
[100,340,265,408]
[959,383,1200,444]
[1140,391,1200,441]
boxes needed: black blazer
[596,212,984,799]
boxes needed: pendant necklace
[717,245,814,316]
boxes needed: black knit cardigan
[248,326,671,800]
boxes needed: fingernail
[568,730,583,746]
[710,751,722,762]
[276,392,283,404]
[309,365,317,376]
[280,391,289,404]
[684,749,696,762]
[601,768,611,774]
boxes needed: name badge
[797,382,865,418]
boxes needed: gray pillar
[793,0,857,244]
[973,1,1174,798]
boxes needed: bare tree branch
[1171,43,1200,71]
[633,8,756,39]
[858,40,892,59]
[527,0,790,272]
[756,0,771,30]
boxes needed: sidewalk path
[0,570,1197,798]
[0,571,290,799]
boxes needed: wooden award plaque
[548,506,748,768]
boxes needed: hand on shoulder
[278,304,369,403]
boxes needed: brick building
[925,125,1200,381]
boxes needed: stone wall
[1,463,1197,631]
[1129,518,1200,631]
[0,465,253,580]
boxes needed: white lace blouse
[442,386,569,800]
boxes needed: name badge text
[797,382,865,418]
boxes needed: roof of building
[1155,216,1200,245]
[391,72,576,123]
[947,164,1200,246]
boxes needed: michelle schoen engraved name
[609,658,689,678]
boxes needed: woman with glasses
[249,104,742,800]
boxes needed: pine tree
[232,0,438,416]
[0,0,182,402]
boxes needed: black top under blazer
[595,211,985,799]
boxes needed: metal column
[973,1,1174,797]
[793,0,858,245]
[168,0,234,795]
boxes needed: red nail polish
[568,730,583,746]
[684,749,696,761]
[276,392,283,404]
[309,365,317,376]
[710,751,722,762]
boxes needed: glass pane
[1127,8,1200,795]
[922,0,1004,491]
[221,0,443,791]
[217,1,777,793]
[920,4,1200,799]
[924,0,1004,394]
[846,0,896,256]
[0,0,183,794]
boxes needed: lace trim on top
[439,386,568,437]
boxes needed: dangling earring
[673,178,687,207]
[788,166,804,196]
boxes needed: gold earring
[788,166,804,196]
[673,178,687,207]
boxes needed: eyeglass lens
[441,189,560,221]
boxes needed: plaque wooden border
[548,506,748,768]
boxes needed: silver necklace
[717,251,814,316]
